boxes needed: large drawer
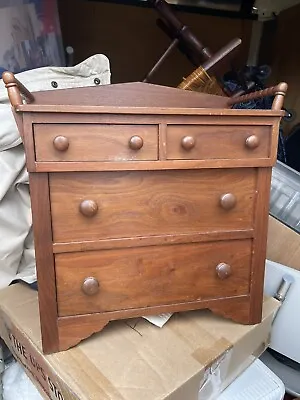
[56,239,252,316]
[166,125,271,160]
[34,124,158,161]
[49,169,257,243]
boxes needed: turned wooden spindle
[228,82,288,111]
[2,71,35,107]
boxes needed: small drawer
[34,124,158,161]
[49,168,256,243]
[56,239,252,316]
[166,125,271,160]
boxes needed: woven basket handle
[2,71,35,107]
[227,82,288,111]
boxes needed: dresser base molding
[54,295,253,353]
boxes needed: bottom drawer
[56,239,252,317]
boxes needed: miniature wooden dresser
[3,72,287,354]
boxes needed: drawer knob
[81,277,99,296]
[216,263,232,280]
[181,136,196,150]
[128,135,144,150]
[245,135,260,149]
[53,135,69,151]
[220,193,236,210]
[79,200,98,217]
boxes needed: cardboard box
[267,215,300,271]
[0,284,279,400]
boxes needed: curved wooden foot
[209,296,262,325]
[41,296,262,353]
[55,315,109,353]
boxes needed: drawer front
[50,169,256,243]
[166,125,271,160]
[56,239,252,316]
[34,124,158,161]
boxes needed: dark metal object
[274,275,294,302]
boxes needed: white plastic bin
[218,359,285,400]
[270,161,300,233]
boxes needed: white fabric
[0,54,111,289]
[3,360,43,400]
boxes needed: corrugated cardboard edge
[0,289,280,400]
[0,320,79,400]
[163,297,280,400]
[267,216,300,270]
[0,295,81,400]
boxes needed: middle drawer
[50,169,256,243]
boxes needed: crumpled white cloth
[3,360,43,400]
[0,54,111,289]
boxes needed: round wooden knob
[181,136,196,150]
[220,193,237,210]
[53,136,69,151]
[79,200,98,217]
[245,135,260,149]
[216,263,232,280]
[81,277,99,296]
[128,135,143,150]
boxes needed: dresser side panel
[249,168,272,322]
[29,173,59,353]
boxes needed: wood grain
[22,114,36,171]
[57,316,108,353]
[270,120,281,164]
[3,80,285,353]
[34,124,158,162]
[209,295,253,324]
[56,239,252,316]
[53,229,254,254]
[56,294,251,351]
[29,173,59,354]
[30,82,231,108]
[35,158,274,173]
[158,124,167,160]
[30,112,278,126]
[17,103,284,117]
[249,168,272,323]
[49,169,256,243]
[167,125,271,160]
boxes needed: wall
[57,0,253,86]
[260,3,300,135]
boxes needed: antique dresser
[3,72,287,354]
